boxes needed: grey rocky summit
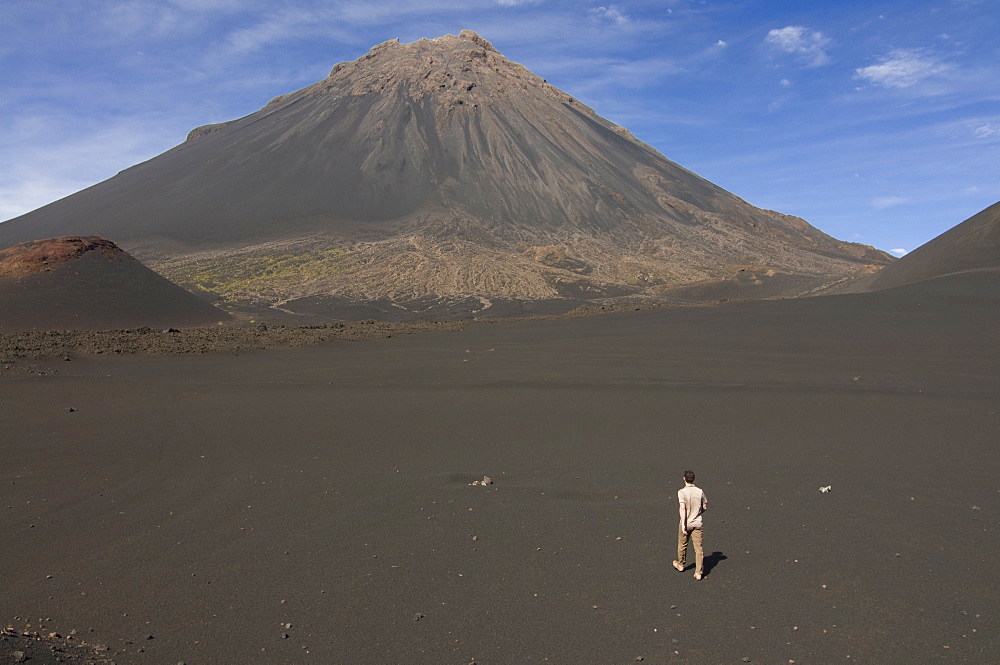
[0,31,891,316]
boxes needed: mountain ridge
[0,31,891,318]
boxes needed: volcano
[0,236,227,331]
[0,31,890,319]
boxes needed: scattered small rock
[742,658,751,663]
[12,651,27,663]
[413,613,425,622]
[819,485,832,493]
[67,407,77,413]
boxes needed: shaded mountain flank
[0,31,891,320]
[0,236,228,331]
[852,200,1000,292]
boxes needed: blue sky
[2,0,998,255]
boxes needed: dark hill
[0,236,227,331]
[861,201,1000,291]
[0,31,891,318]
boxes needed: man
[673,469,708,580]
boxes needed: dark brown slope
[0,236,227,331]
[1,272,998,664]
[0,31,890,313]
[861,200,1000,292]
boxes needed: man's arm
[678,500,687,535]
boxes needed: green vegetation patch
[160,248,356,298]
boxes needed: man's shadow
[703,551,727,577]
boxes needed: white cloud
[0,116,179,222]
[496,0,543,5]
[224,8,322,54]
[779,78,792,86]
[715,39,727,47]
[548,54,685,95]
[854,49,949,88]
[212,1,464,57]
[767,95,790,113]
[589,5,629,25]
[102,2,182,38]
[168,0,245,9]
[889,248,908,257]
[765,26,832,67]
[0,177,79,223]
[972,122,1000,139]
[871,195,907,209]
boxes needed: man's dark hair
[683,470,696,483]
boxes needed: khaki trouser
[677,525,704,576]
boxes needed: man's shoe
[672,560,684,572]
[694,572,703,581]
